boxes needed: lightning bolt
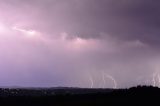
[102,71,106,88]
[86,70,117,89]
[152,71,160,87]
[103,72,117,89]
[152,72,156,87]
[158,74,160,87]
[88,73,94,88]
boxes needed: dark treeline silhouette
[0,86,159,106]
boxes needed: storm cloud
[0,0,160,88]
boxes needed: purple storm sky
[0,0,160,88]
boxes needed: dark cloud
[2,0,160,44]
[18,0,160,46]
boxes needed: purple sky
[0,0,160,88]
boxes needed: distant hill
[0,86,159,106]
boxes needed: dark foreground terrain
[0,86,159,106]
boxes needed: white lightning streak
[88,74,94,88]
[158,74,160,87]
[152,71,160,87]
[102,72,106,88]
[103,72,117,89]
[152,73,156,87]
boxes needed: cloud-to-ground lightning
[88,73,94,88]
[103,72,117,89]
[102,72,106,88]
[158,74,160,87]
[151,71,160,87]
[153,73,157,87]
[86,71,117,89]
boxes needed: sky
[0,0,160,88]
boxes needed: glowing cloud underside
[12,26,37,38]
